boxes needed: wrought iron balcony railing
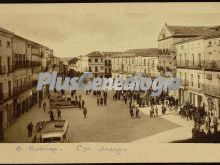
[177,60,220,71]
[0,91,13,103]
[13,82,32,97]
[204,84,220,97]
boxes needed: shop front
[205,96,220,118]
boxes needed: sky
[0,3,220,58]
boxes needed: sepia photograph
[0,2,220,163]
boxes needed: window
[101,59,103,62]
[152,60,155,68]
[7,41,11,47]
[198,53,201,66]
[198,75,200,88]
[101,66,104,70]
[0,40,2,46]
[191,74,193,87]
[192,54,194,66]
[208,41,212,47]
[88,59,91,62]
[206,74,212,80]
[218,40,220,46]
[95,59,98,62]
[89,67,92,72]
[95,66,98,72]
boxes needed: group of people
[112,90,172,119]
[72,92,87,118]
[129,104,140,119]
[96,91,108,106]
[192,121,219,143]
[179,102,206,124]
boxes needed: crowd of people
[27,86,220,143]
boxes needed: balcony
[0,66,6,74]
[188,83,205,93]
[14,61,27,69]
[181,80,189,87]
[204,60,220,71]
[177,60,220,71]
[204,84,220,97]
[32,61,42,67]
[13,82,32,97]
[177,60,203,69]
[0,91,13,103]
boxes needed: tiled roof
[166,24,218,37]
[203,29,220,39]
[86,51,105,57]
[111,48,159,58]
[174,27,220,44]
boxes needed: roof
[86,51,105,57]
[0,26,14,35]
[174,36,204,45]
[0,26,50,49]
[166,24,215,37]
[68,57,80,65]
[42,120,66,132]
[111,48,159,58]
[203,29,220,39]
[135,48,158,57]
[174,27,220,45]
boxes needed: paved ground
[3,91,181,143]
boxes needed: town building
[86,51,114,78]
[176,26,220,118]
[158,23,216,77]
[0,27,14,140]
[0,26,59,140]
[111,49,159,79]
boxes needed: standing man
[100,97,103,106]
[135,107,140,119]
[43,102,46,112]
[27,122,33,137]
[82,99,85,109]
[104,97,107,106]
[83,107,87,119]
[129,107,134,118]
[57,107,61,120]
[155,106,158,117]
[97,97,100,106]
